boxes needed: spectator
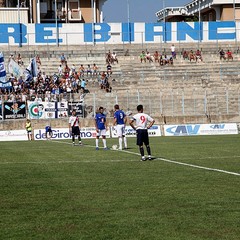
[36,55,41,66]
[171,44,176,59]
[195,49,203,62]
[80,78,86,93]
[60,53,66,65]
[226,50,233,61]
[86,64,92,76]
[146,51,153,63]
[140,51,146,63]
[111,52,118,64]
[58,64,63,76]
[106,63,112,76]
[219,49,226,60]
[79,64,85,77]
[92,63,99,76]
[153,51,160,63]
[106,50,112,64]
[16,53,24,66]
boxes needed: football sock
[146,145,151,156]
[118,137,122,149]
[123,136,127,148]
[72,136,75,143]
[96,138,99,147]
[139,146,144,156]
[102,139,107,148]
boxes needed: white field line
[1,140,240,177]
[53,140,240,176]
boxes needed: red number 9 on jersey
[140,115,146,124]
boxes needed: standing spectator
[16,53,24,66]
[226,50,233,61]
[171,44,176,59]
[69,109,82,146]
[153,51,160,63]
[111,52,118,64]
[60,53,66,65]
[219,49,226,60]
[129,104,155,161]
[25,119,33,141]
[80,78,86,93]
[113,104,127,150]
[106,63,112,76]
[140,51,146,63]
[58,64,63,76]
[94,106,108,150]
[36,55,41,66]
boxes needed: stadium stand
[1,42,240,130]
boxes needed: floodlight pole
[198,0,201,48]
[127,0,131,43]
[163,0,166,43]
[55,0,59,46]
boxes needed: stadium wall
[0,21,238,45]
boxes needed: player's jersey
[132,113,154,130]
[69,116,79,127]
[114,110,126,125]
[95,113,106,130]
[45,126,52,132]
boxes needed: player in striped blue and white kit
[113,104,127,150]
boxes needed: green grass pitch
[0,135,240,240]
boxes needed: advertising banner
[111,125,161,138]
[164,123,238,136]
[28,101,68,119]
[3,102,26,119]
[68,102,84,117]
[34,127,110,140]
[0,130,28,141]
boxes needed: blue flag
[24,57,38,82]
[0,52,12,88]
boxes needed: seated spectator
[169,56,174,65]
[70,64,76,75]
[163,55,169,65]
[189,50,196,62]
[16,53,24,66]
[195,49,203,62]
[86,64,92,76]
[140,51,146,63]
[226,50,233,61]
[146,51,153,63]
[92,63,99,76]
[79,64,85,77]
[153,51,160,63]
[60,53,66,65]
[111,52,118,64]
[219,49,226,60]
[159,55,164,66]
[182,50,188,60]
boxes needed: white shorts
[96,129,106,137]
[115,124,125,137]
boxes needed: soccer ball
[112,145,118,150]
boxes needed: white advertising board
[0,130,28,141]
[164,123,238,136]
[34,127,110,140]
[111,125,161,138]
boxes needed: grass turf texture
[0,135,240,240]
